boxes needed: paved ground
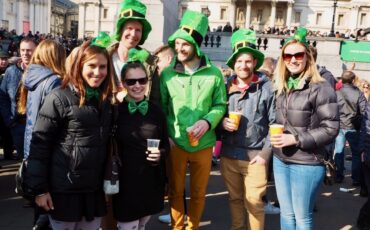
[0,151,367,230]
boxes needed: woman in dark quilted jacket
[24,39,114,230]
[270,27,339,230]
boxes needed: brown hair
[120,61,147,82]
[62,40,114,107]
[341,71,356,84]
[17,40,66,114]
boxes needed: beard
[177,50,197,64]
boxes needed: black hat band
[120,9,145,18]
[233,41,256,52]
[181,26,203,47]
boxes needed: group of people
[0,0,370,230]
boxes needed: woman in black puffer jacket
[24,40,114,229]
[270,28,339,230]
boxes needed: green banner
[340,40,370,63]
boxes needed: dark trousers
[0,117,14,159]
[357,164,370,229]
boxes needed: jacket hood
[24,64,55,91]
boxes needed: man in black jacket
[334,70,367,185]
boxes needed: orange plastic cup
[186,127,199,147]
[269,124,284,135]
[229,111,242,130]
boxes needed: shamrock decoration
[91,32,113,48]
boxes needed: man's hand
[250,155,266,165]
[35,192,54,211]
[191,120,209,140]
[270,134,298,148]
[222,117,237,132]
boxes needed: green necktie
[287,76,301,90]
[85,87,100,100]
[128,100,149,116]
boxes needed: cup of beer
[229,111,242,130]
[147,139,160,152]
[269,124,284,136]
[186,127,199,147]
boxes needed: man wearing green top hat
[220,29,275,230]
[108,0,160,104]
[160,10,227,230]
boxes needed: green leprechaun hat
[168,10,209,56]
[284,27,309,47]
[91,32,113,48]
[226,29,265,70]
[113,0,152,45]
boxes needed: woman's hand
[146,148,161,162]
[222,118,237,132]
[35,192,54,211]
[270,133,298,148]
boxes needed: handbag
[15,159,34,200]
[103,105,121,195]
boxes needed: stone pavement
[0,153,366,230]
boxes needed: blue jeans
[273,156,324,230]
[334,129,361,182]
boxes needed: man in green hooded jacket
[160,10,227,230]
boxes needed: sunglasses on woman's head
[124,77,148,86]
[282,52,305,62]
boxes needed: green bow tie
[86,87,100,100]
[128,100,148,116]
[287,76,301,90]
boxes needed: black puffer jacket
[24,86,112,195]
[273,77,339,165]
[336,84,366,130]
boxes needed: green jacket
[160,55,227,152]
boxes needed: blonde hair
[17,40,66,114]
[274,40,323,96]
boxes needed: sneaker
[264,202,280,214]
[158,214,171,224]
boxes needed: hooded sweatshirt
[23,64,61,159]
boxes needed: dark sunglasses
[282,52,305,62]
[124,77,148,86]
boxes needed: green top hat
[113,0,152,45]
[226,29,265,70]
[284,27,309,47]
[168,10,209,57]
[91,32,113,48]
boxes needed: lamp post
[328,0,338,37]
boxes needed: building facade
[0,0,78,36]
[51,0,78,37]
[0,0,50,35]
[77,0,179,51]
[179,0,370,33]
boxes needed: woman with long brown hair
[18,39,66,160]
[271,28,339,230]
[24,39,114,229]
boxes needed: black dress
[112,100,169,222]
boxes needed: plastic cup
[229,111,242,130]
[147,139,160,151]
[269,124,284,135]
[186,127,199,147]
